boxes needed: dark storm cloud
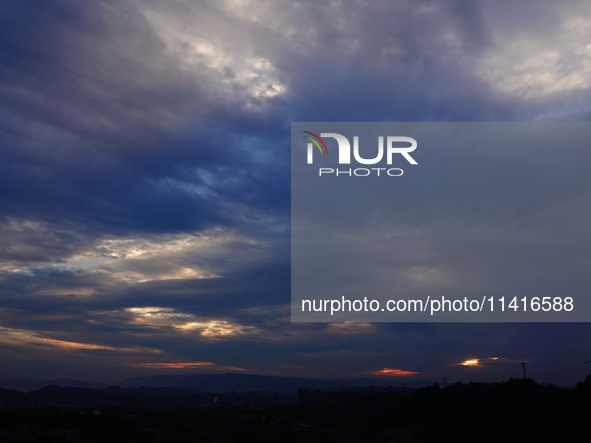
[282,0,498,122]
[0,0,288,237]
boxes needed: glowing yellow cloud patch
[10,227,265,284]
[126,306,176,315]
[455,357,510,367]
[176,320,249,337]
[369,368,419,376]
[457,359,482,367]
[125,306,260,338]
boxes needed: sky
[1,0,591,386]
[291,122,591,323]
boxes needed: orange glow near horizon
[369,368,419,377]
[130,362,248,371]
[40,337,128,351]
[458,359,482,366]
[222,366,248,372]
[130,362,215,369]
[0,326,160,354]
[455,357,509,367]
[38,337,161,354]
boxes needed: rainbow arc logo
[302,131,328,155]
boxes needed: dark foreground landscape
[1,374,591,442]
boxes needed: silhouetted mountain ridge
[114,372,432,393]
[0,372,434,394]
[0,378,108,392]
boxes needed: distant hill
[114,372,431,393]
[0,378,108,392]
[0,373,433,394]
[115,373,344,393]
